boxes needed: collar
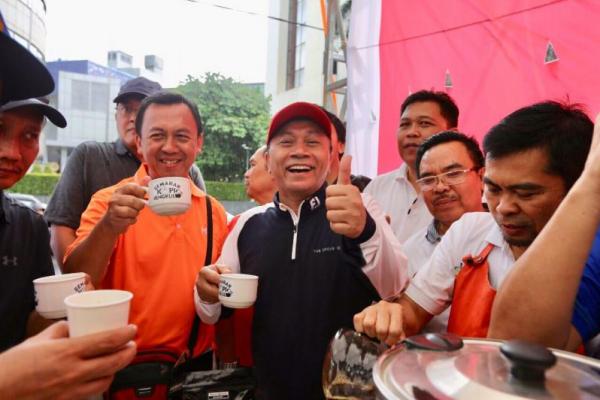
[274,183,327,216]
[393,163,410,183]
[133,165,205,198]
[0,191,10,224]
[484,216,507,248]
[115,138,137,158]
[425,219,442,244]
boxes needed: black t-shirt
[0,192,54,351]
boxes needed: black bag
[168,367,256,400]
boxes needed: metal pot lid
[374,333,600,400]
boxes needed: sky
[45,0,269,87]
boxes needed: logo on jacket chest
[313,245,341,255]
[1,255,18,267]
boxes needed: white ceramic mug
[64,290,133,337]
[33,272,86,319]
[218,273,258,309]
[147,177,191,216]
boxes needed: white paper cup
[33,272,86,319]
[147,177,191,216]
[218,273,258,309]
[65,290,133,337]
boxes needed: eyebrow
[420,162,466,177]
[483,177,544,191]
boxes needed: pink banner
[377,0,600,174]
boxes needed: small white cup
[33,272,86,319]
[147,177,191,216]
[64,290,133,337]
[218,273,258,309]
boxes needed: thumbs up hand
[326,155,367,238]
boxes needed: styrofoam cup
[147,177,191,216]
[33,272,86,319]
[65,290,133,337]
[218,273,258,309]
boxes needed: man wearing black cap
[196,102,408,399]
[0,98,67,351]
[0,8,136,398]
[46,77,206,266]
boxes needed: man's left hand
[326,155,367,239]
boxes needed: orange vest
[447,244,496,338]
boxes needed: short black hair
[483,101,593,191]
[401,90,459,128]
[135,91,204,136]
[416,131,484,178]
[318,106,346,144]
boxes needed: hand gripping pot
[372,333,600,400]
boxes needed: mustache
[432,194,458,205]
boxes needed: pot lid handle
[500,340,557,383]
[404,333,463,352]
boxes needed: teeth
[162,160,179,165]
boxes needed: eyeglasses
[116,104,140,116]
[416,167,479,191]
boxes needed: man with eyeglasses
[354,101,593,344]
[402,131,485,332]
[45,77,205,267]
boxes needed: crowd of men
[2,6,600,400]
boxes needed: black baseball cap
[113,77,162,103]
[0,10,54,105]
[1,98,67,128]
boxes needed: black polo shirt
[0,191,54,351]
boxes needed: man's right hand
[196,264,232,304]
[353,300,406,346]
[0,321,136,400]
[101,181,148,235]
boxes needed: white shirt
[364,164,432,243]
[406,212,516,316]
[404,220,448,333]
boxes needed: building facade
[0,0,47,60]
[43,60,135,169]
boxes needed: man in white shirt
[365,90,459,242]
[403,131,485,332]
[354,101,594,344]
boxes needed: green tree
[176,73,271,181]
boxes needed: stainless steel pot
[374,333,600,399]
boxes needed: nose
[406,122,421,138]
[432,177,450,193]
[161,135,178,153]
[0,134,22,162]
[290,142,309,158]
[495,194,519,216]
[244,168,251,179]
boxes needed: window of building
[71,80,90,111]
[286,0,306,90]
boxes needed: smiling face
[484,148,567,253]
[136,103,203,179]
[0,107,43,189]
[397,101,450,169]
[419,141,484,234]
[266,119,331,209]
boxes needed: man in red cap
[195,102,408,399]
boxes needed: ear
[196,133,204,155]
[265,147,272,174]
[338,142,346,156]
[135,134,144,161]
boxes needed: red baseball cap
[267,102,333,143]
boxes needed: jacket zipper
[281,201,303,261]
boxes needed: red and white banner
[347,0,600,177]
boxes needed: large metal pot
[374,333,600,399]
